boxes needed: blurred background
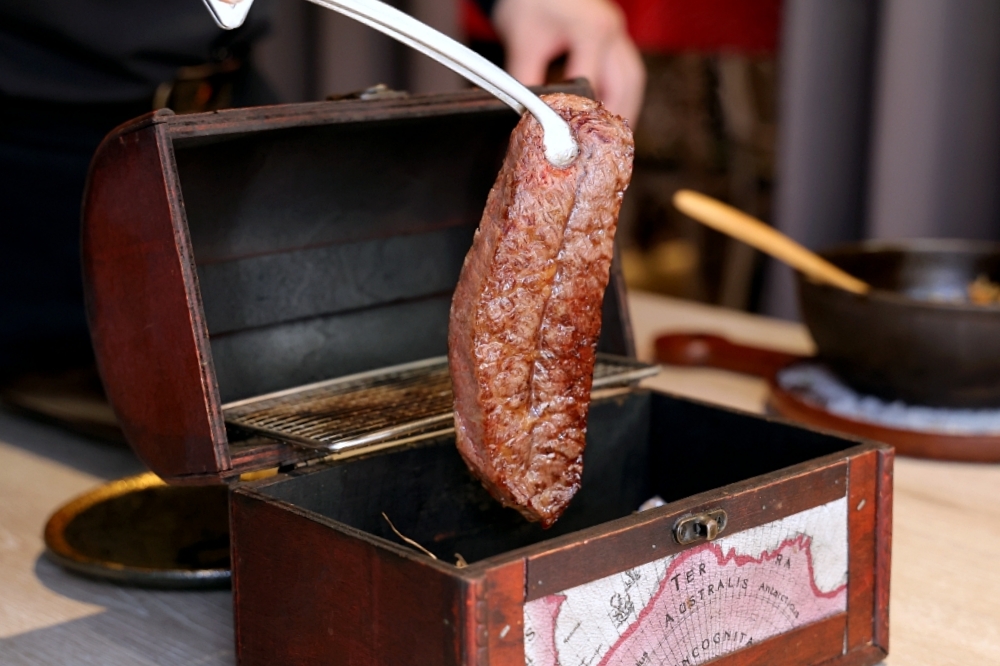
[3,0,1000,418]
[251,0,1000,320]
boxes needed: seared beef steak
[448,93,634,526]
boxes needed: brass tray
[44,473,230,588]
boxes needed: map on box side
[523,497,848,666]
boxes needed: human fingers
[556,0,643,122]
[562,0,621,83]
[503,32,567,86]
[563,29,611,94]
[597,36,646,123]
[494,0,567,85]
[494,0,644,120]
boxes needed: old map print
[523,498,848,666]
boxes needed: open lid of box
[82,81,637,483]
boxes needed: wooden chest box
[82,83,892,666]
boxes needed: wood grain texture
[655,332,804,379]
[817,645,888,666]
[524,454,850,601]
[713,614,845,666]
[629,291,815,414]
[6,292,1000,665]
[484,560,525,666]
[229,385,871,666]
[874,447,894,652]
[0,414,231,666]
[164,81,592,143]
[231,488,465,666]
[634,292,1000,666]
[82,82,637,483]
[225,437,309,478]
[671,190,871,295]
[462,577,487,666]
[82,112,227,481]
[847,449,878,651]
[884,456,1000,665]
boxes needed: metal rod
[201,0,579,167]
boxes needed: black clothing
[0,0,273,103]
[0,97,151,372]
[0,0,276,373]
[0,0,496,374]
[476,0,499,18]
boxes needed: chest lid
[82,82,638,483]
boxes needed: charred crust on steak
[449,94,634,527]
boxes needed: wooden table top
[1,290,998,664]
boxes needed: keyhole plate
[673,509,728,545]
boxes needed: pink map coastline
[525,535,847,666]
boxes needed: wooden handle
[672,190,871,295]
[654,333,804,379]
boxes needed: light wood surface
[0,415,233,665]
[0,290,997,664]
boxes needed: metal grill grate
[223,354,657,453]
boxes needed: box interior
[172,110,513,403]
[171,100,631,408]
[257,391,856,564]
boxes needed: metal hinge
[674,509,728,545]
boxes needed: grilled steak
[448,93,634,527]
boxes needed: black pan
[797,239,1000,408]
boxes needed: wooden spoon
[672,189,871,295]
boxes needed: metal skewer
[200,0,579,167]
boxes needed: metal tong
[201,0,579,167]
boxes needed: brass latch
[326,84,410,102]
[674,509,728,545]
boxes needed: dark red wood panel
[816,645,887,666]
[526,454,850,600]
[165,81,592,143]
[655,332,803,379]
[874,447,894,652]
[485,560,525,666]
[709,613,845,666]
[82,113,227,480]
[231,489,466,665]
[846,449,878,650]
[461,577,486,666]
[226,438,306,478]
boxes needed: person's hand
[493,0,646,123]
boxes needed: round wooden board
[768,381,1000,463]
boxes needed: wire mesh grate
[223,354,657,453]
